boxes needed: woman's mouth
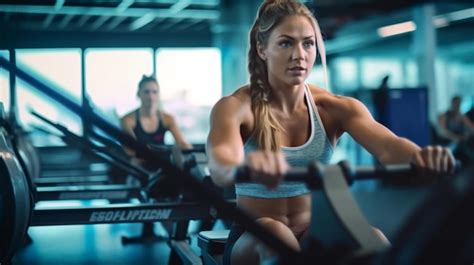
[288,66,306,75]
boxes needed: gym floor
[11,186,431,265]
[12,222,206,265]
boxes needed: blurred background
[1,1,473,265]
[0,0,473,165]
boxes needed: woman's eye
[279,41,291,48]
[304,41,315,48]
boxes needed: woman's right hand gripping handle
[244,150,289,189]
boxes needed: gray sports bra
[235,85,334,198]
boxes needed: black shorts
[223,224,246,265]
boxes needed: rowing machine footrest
[198,230,229,255]
[198,230,230,265]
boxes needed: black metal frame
[35,184,144,201]
[33,175,110,186]
[30,201,217,226]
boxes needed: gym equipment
[16,110,208,204]
[0,106,113,189]
[2,106,213,260]
[0,127,226,263]
[198,161,471,265]
[28,108,204,191]
[0,130,32,264]
[198,162,390,265]
[1,109,222,262]
[371,164,474,265]
[0,110,148,202]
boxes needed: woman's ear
[257,42,266,61]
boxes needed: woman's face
[260,15,317,88]
[138,81,159,108]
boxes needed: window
[16,49,82,137]
[361,58,403,89]
[331,57,358,91]
[307,65,331,90]
[156,48,222,143]
[85,48,154,127]
[0,50,9,112]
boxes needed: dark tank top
[445,110,466,135]
[133,110,169,146]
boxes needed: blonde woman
[206,1,455,264]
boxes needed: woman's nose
[291,44,305,60]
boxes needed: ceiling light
[433,16,449,28]
[377,21,416,38]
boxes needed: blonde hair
[248,0,327,151]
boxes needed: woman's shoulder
[307,84,365,115]
[307,84,343,105]
[230,85,252,103]
[121,110,137,125]
[157,111,176,128]
[159,110,172,119]
[214,85,251,110]
[210,85,252,124]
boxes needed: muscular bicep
[120,117,135,137]
[340,98,409,162]
[207,97,246,173]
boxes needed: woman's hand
[411,146,456,174]
[245,150,289,189]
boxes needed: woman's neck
[269,83,306,114]
[139,106,157,117]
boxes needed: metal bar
[0,5,220,20]
[36,185,141,201]
[129,12,155,31]
[90,15,111,31]
[105,16,128,30]
[34,175,109,185]
[80,48,89,138]
[40,170,110,178]
[42,14,55,28]
[55,0,65,10]
[169,0,191,14]
[8,49,16,122]
[116,0,134,13]
[170,240,203,265]
[58,14,74,29]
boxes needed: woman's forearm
[207,144,244,187]
[378,137,421,164]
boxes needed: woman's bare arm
[163,113,193,150]
[335,96,420,164]
[206,96,247,187]
[438,114,463,141]
[120,114,138,157]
